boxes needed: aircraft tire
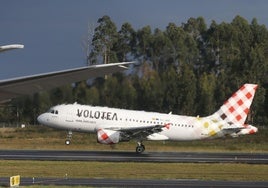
[65,140,71,145]
[136,145,145,154]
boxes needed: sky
[1,0,268,79]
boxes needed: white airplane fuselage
[38,104,211,141]
[37,84,258,153]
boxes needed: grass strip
[0,160,267,181]
[0,126,267,153]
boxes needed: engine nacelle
[97,129,120,144]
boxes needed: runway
[0,150,267,164]
[0,150,267,187]
[0,177,267,187]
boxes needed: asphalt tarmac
[0,177,268,187]
[0,150,267,164]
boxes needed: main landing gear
[136,142,145,154]
[65,130,72,145]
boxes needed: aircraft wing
[0,44,24,52]
[0,62,134,103]
[108,124,167,140]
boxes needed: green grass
[0,160,267,181]
[0,125,267,152]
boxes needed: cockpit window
[48,109,59,114]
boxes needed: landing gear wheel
[65,139,71,145]
[65,130,72,145]
[136,143,145,154]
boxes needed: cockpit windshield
[48,109,59,114]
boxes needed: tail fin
[210,84,258,126]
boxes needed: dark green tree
[197,73,217,116]
[116,22,136,61]
[161,66,179,113]
[151,28,174,72]
[177,63,197,115]
[89,15,118,64]
[136,63,163,112]
[136,25,153,60]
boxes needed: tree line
[1,15,267,126]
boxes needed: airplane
[0,62,135,103]
[0,44,24,52]
[37,83,258,153]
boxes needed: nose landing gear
[65,130,72,145]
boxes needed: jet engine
[97,129,121,144]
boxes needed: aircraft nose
[37,113,47,124]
